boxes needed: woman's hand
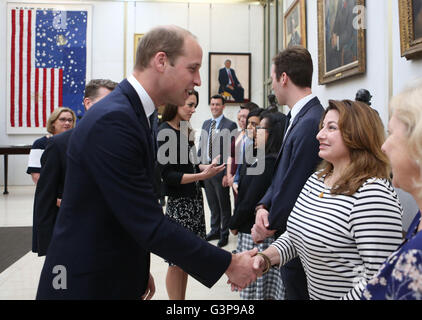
[201,163,225,180]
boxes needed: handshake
[224,248,272,291]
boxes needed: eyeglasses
[58,118,74,123]
[256,126,268,130]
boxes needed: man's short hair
[273,46,313,88]
[84,79,118,100]
[134,25,194,71]
[240,102,259,112]
[211,94,226,105]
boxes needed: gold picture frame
[133,33,144,65]
[399,0,422,60]
[317,0,366,85]
[284,0,307,49]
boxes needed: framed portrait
[284,0,307,49]
[208,52,251,104]
[317,0,366,85]
[133,33,144,65]
[6,3,92,134]
[399,0,422,60]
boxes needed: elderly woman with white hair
[362,84,422,300]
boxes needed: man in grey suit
[199,94,237,248]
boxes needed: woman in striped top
[251,100,403,300]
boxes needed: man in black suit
[199,94,237,248]
[36,25,257,300]
[218,59,244,102]
[32,79,118,257]
[252,46,324,300]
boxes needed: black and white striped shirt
[272,173,403,300]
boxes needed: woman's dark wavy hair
[161,89,199,122]
[260,112,284,157]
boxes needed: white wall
[0,0,263,186]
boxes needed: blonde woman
[362,84,422,300]
[26,107,76,184]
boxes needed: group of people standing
[28,24,422,301]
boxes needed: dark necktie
[209,120,216,161]
[283,111,292,139]
[228,70,235,87]
[149,110,158,160]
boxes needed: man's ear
[83,97,92,110]
[281,72,288,86]
[153,52,167,73]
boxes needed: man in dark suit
[199,94,237,248]
[252,46,324,300]
[32,79,117,257]
[36,25,257,300]
[218,59,244,102]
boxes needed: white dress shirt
[284,93,315,137]
[127,74,156,127]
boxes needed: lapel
[275,97,320,166]
[118,79,155,171]
[217,116,225,131]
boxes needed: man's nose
[194,70,201,87]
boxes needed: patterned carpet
[0,227,32,273]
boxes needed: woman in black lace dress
[158,90,225,300]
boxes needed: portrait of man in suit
[285,5,302,48]
[218,59,245,102]
[325,0,358,72]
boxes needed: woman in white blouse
[251,100,403,300]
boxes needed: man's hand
[232,183,238,195]
[225,248,258,290]
[222,175,229,187]
[252,208,276,243]
[141,273,155,300]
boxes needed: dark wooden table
[0,145,32,195]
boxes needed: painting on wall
[6,3,92,134]
[317,0,366,85]
[399,0,422,60]
[209,52,251,104]
[284,0,307,49]
[133,33,144,65]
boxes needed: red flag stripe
[42,68,47,127]
[18,9,23,127]
[26,9,32,127]
[10,9,16,127]
[59,68,63,106]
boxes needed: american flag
[7,6,89,133]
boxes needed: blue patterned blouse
[361,211,422,300]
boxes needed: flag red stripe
[26,10,32,127]
[18,9,24,127]
[35,68,39,127]
[59,69,63,106]
[10,9,16,127]
[50,68,55,113]
[42,68,47,127]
